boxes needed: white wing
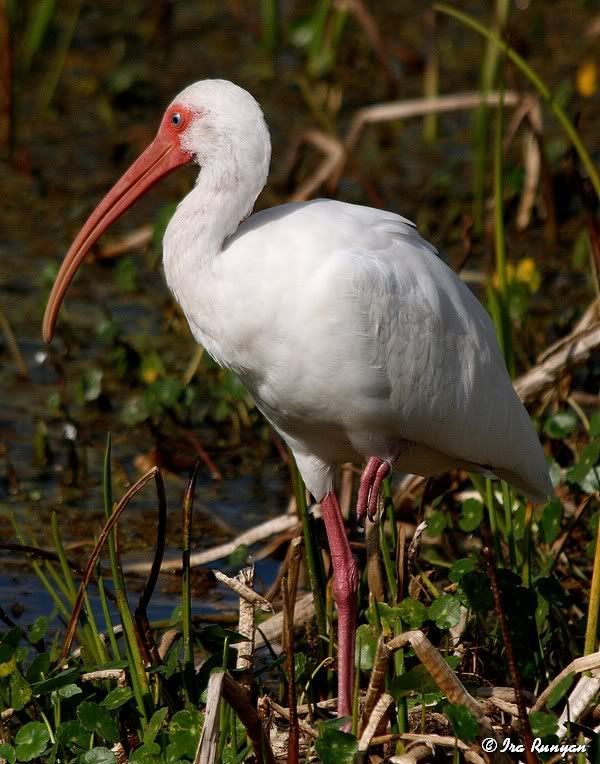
[206,199,553,501]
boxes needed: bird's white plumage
[163,80,552,503]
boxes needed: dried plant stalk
[358,692,394,751]
[236,566,256,690]
[533,651,600,712]
[195,669,225,764]
[214,569,273,611]
[360,634,391,731]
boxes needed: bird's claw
[356,458,391,524]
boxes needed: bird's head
[42,79,270,343]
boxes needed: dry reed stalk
[532,651,600,713]
[371,733,486,764]
[195,669,225,764]
[329,90,522,190]
[94,225,153,259]
[357,692,394,752]
[286,130,345,202]
[81,669,127,686]
[360,634,391,732]
[236,566,256,691]
[124,514,297,573]
[214,569,273,611]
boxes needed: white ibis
[43,79,553,717]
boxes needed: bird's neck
[162,150,268,346]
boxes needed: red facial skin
[42,103,195,343]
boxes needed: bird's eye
[171,112,183,127]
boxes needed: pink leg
[321,491,359,718]
[356,457,391,522]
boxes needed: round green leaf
[168,709,202,760]
[449,557,477,583]
[459,499,483,533]
[77,701,119,743]
[0,744,16,764]
[397,598,428,628]
[8,670,32,711]
[28,616,49,644]
[425,510,447,537]
[14,722,50,762]
[56,720,89,752]
[428,594,461,630]
[79,747,117,764]
[314,728,358,764]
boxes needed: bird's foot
[356,457,391,523]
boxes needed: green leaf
[459,499,483,532]
[425,510,447,537]
[355,624,377,671]
[79,747,118,764]
[56,720,89,752]
[445,704,479,742]
[77,701,119,743]
[26,652,50,684]
[8,670,32,711]
[14,722,50,762]
[29,616,50,644]
[589,412,600,438]
[32,666,80,695]
[0,744,16,764]
[545,674,575,710]
[390,664,440,698]
[227,544,249,567]
[0,644,16,677]
[449,557,478,583]
[459,571,493,612]
[397,598,428,628]
[130,742,160,762]
[540,500,563,544]
[529,711,558,737]
[428,594,461,630]
[51,683,82,704]
[144,707,168,744]
[101,687,134,710]
[168,709,202,760]
[314,728,358,764]
[543,411,578,438]
[567,439,600,485]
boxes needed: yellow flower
[492,258,540,293]
[515,257,541,293]
[576,61,597,98]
